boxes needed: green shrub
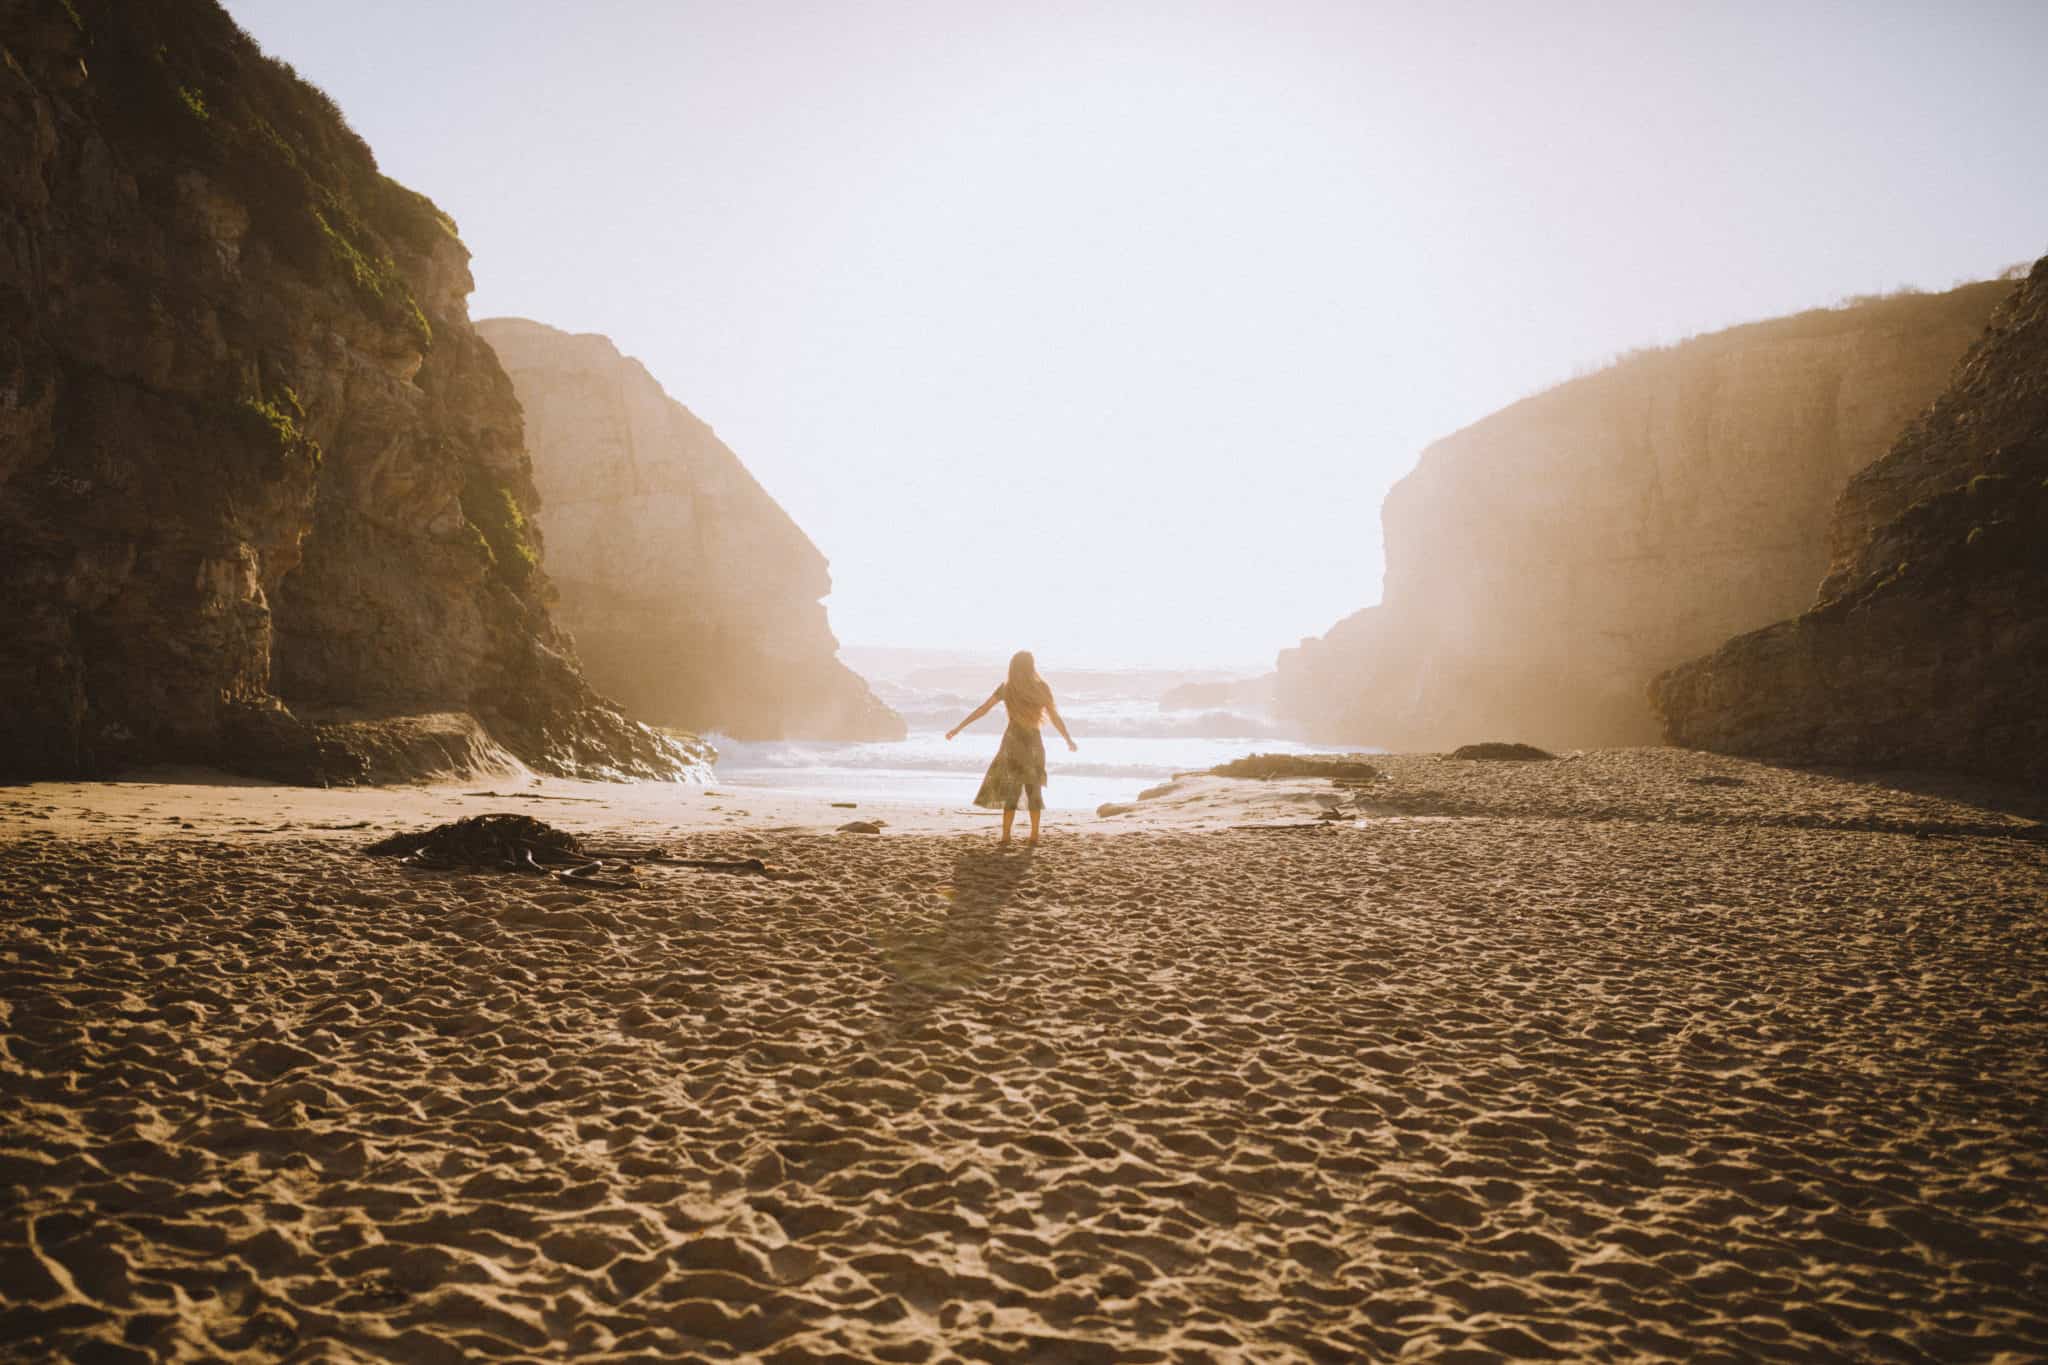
[312,208,431,348]
[89,1,441,352]
[460,467,539,588]
[374,175,460,249]
[229,387,321,472]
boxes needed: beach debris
[645,854,811,881]
[365,814,635,887]
[1314,794,1353,820]
[1097,802,1137,817]
[1230,820,1342,832]
[464,789,606,804]
[831,801,858,808]
[1205,753,1384,782]
[368,813,584,863]
[838,820,885,834]
[1448,742,1554,761]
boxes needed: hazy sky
[229,0,2047,669]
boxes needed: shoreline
[4,746,2043,845]
[3,749,2045,1360]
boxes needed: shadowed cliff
[477,319,904,742]
[1277,281,2010,751]
[0,0,708,782]
[1654,255,2048,782]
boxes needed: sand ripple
[3,779,2046,1360]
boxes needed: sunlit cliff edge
[477,319,904,743]
[1654,255,2048,783]
[1277,280,2011,753]
[0,0,708,782]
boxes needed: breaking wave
[709,681,1358,812]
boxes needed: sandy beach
[3,750,2046,1362]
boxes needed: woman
[945,650,1077,847]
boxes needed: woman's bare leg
[1027,806,1042,845]
[1000,806,1016,845]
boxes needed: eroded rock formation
[1654,256,2048,783]
[1277,281,2010,751]
[0,0,706,781]
[477,319,903,742]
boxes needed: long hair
[1006,650,1049,708]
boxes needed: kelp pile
[364,813,630,885]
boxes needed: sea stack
[477,319,904,742]
[0,0,706,782]
[1654,256,2048,783]
[1276,282,2011,752]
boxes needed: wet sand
[2,750,2045,1361]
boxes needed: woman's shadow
[873,847,1035,999]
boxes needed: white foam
[710,692,1365,812]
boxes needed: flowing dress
[972,684,1048,811]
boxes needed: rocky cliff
[1654,256,2047,783]
[476,319,903,742]
[0,0,706,781]
[1277,281,2011,751]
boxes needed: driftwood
[641,854,812,882]
[1229,821,1343,832]
[463,790,608,804]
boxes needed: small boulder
[1448,742,1554,762]
[837,820,885,835]
[1207,753,1383,782]
[1096,803,1137,817]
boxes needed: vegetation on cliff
[459,466,540,589]
[76,0,445,346]
[0,0,705,781]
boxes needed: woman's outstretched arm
[945,688,1003,740]
[1046,699,1078,752]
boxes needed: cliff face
[476,320,903,742]
[1277,282,2010,751]
[1654,257,2048,783]
[0,0,706,781]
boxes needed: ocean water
[708,675,1360,813]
